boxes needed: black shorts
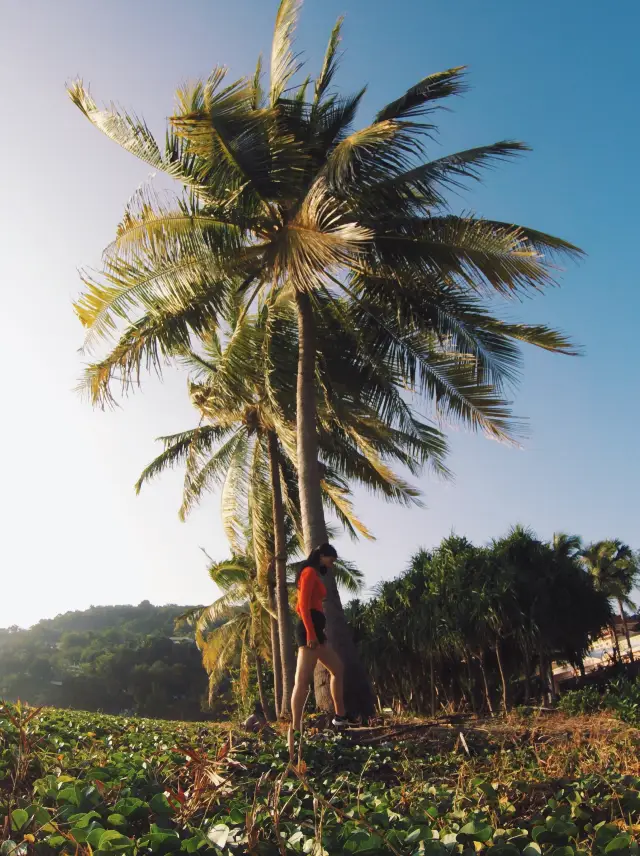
[296,609,326,646]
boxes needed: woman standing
[289,543,354,749]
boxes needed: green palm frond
[333,558,365,593]
[320,474,374,541]
[219,432,252,551]
[180,429,247,520]
[135,425,233,494]
[270,0,302,104]
[375,66,467,123]
[67,82,211,197]
[75,244,232,350]
[107,185,243,264]
[76,288,231,408]
[313,16,343,106]
[368,141,529,211]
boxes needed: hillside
[0,602,228,720]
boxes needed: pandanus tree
[70,0,580,715]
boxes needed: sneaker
[331,714,358,729]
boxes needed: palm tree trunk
[523,646,531,704]
[267,431,296,714]
[464,650,477,713]
[295,291,326,549]
[255,655,272,722]
[610,620,622,663]
[295,291,375,720]
[618,599,634,663]
[267,580,283,717]
[495,638,509,712]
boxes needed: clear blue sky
[1,1,638,628]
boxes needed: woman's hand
[307,639,319,650]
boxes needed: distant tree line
[1,533,636,721]
[0,602,227,720]
[345,529,638,715]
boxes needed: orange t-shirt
[296,566,327,642]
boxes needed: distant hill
[2,601,195,642]
[0,602,231,720]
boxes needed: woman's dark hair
[295,543,338,585]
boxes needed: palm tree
[582,540,639,663]
[70,0,580,713]
[189,553,273,717]
[137,309,446,715]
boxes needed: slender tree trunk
[465,651,477,714]
[618,599,634,663]
[267,579,283,717]
[295,291,375,720]
[429,651,436,717]
[538,644,547,705]
[523,647,531,704]
[255,655,272,722]
[295,291,326,550]
[538,643,556,705]
[478,651,494,715]
[267,431,296,714]
[610,620,622,663]
[495,638,509,712]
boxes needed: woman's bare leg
[317,645,345,717]
[291,646,318,731]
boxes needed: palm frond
[107,184,243,264]
[135,425,233,494]
[368,141,529,211]
[67,82,211,195]
[375,66,467,123]
[75,246,230,350]
[180,429,247,520]
[314,17,343,105]
[320,476,374,541]
[270,0,302,104]
[76,286,230,408]
[333,558,365,593]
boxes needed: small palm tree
[582,540,639,663]
[189,553,273,717]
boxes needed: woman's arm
[298,567,317,643]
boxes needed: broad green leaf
[150,793,174,815]
[605,836,633,855]
[459,821,494,843]
[87,827,107,848]
[10,810,30,833]
[114,797,148,819]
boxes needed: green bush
[558,676,640,724]
[558,685,602,715]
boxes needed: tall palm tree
[69,0,580,713]
[582,540,639,663]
